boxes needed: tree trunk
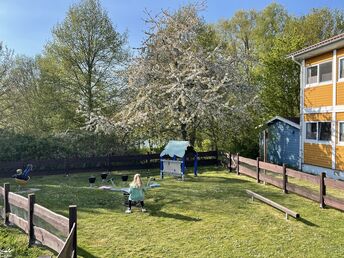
[181,123,187,141]
[189,125,197,146]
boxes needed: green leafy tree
[0,42,14,125]
[43,0,128,129]
[259,8,344,118]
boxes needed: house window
[307,66,318,84]
[306,61,332,85]
[305,121,332,142]
[339,58,344,80]
[339,122,344,142]
[318,122,331,141]
[319,62,332,82]
[306,122,317,140]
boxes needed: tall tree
[43,0,128,129]
[259,8,344,118]
[119,4,255,145]
[0,43,14,125]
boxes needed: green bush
[0,129,134,161]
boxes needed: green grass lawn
[1,167,344,257]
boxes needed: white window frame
[304,121,332,144]
[305,121,318,141]
[338,121,344,145]
[305,60,333,88]
[338,57,344,82]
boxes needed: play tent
[160,140,198,180]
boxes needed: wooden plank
[58,223,75,258]
[33,226,65,253]
[286,168,319,184]
[259,162,283,174]
[8,213,29,233]
[34,204,69,237]
[197,151,218,157]
[239,156,257,167]
[324,195,344,211]
[286,183,319,202]
[324,177,344,191]
[8,192,28,211]
[246,190,300,218]
[239,166,257,179]
[259,173,283,188]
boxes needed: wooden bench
[246,190,300,219]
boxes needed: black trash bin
[89,176,96,187]
[101,172,108,182]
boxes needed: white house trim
[303,105,344,114]
[266,116,300,129]
[337,121,344,145]
[300,60,305,170]
[332,49,337,169]
[338,56,344,80]
[303,106,333,114]
[302,164,344,180]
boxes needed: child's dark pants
[128,200,144,209]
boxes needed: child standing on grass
[125,174,146,213]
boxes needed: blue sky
[0,0,343,56]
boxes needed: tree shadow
[149,210,201,222]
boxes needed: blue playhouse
[160,140,198,180]
[259,116,300,169]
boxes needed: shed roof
[288,33,344,61]
[266,116,300,129]
[160,140,191,158]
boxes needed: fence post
[215,150,219,167]
[69,205,77,258]
[64,159,68,175]
[28,193,35,246]
[256,157,260,183]
[236,153,240,175]
[3,183,10,225]
[320,172,326,208]
[229,152,232,172]
[107,154,111,172]
[282,164,288,194]
[147,152,151,169]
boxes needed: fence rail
[0,151,218,178]
[0,183,77,257]
[224,152,344,213]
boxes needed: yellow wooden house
[289,33,344,178]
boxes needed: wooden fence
[0,183,77,257]
[225,153,344,212]
[0,151,218,178]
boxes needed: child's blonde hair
[130,173,143,188]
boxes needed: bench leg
[285,213,288,220]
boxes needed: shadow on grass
[149,210,201,222]
[78,246,99,258]
[297,217,318,227]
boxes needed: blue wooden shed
[259,116,300,169]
